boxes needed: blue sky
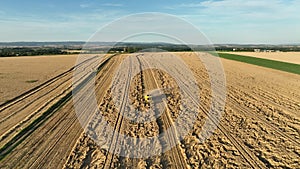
[0,0,299,44]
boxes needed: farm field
[0,52,299,168]
[223,52,300,64]
[0,54,83,104]
[217,52,300,75]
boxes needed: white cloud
[0,8,125,41]
[80,3,91,8]
[102,3,123,7]
[173,0,300,44]
[174,0,300,20]
[80,3,124,8]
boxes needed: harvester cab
[144,94,152,103]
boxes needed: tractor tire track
[102,56,133,169]
[63,54,125,169]
[0,56,108,148]
[0,55,114,166]
[138,54,189,169]
[148,53,264,168]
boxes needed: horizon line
[0,41,299,46]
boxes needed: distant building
[263,50,275,52]
[254,49,261,52]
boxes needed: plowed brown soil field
[0,52,299,168]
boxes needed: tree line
[0,48,68,57]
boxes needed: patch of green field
[25,80,39,83]
[216,53,300,75]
